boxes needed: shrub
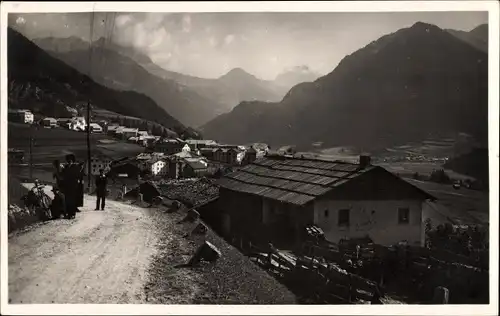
[430,169,452,184]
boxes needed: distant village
[8,108,266,180]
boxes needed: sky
[9,11,488,80]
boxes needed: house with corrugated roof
[185,139,218,150]
[214,154,435,247]
[154,138,190,155]
[242,147,258,165]
[182,158,210,178]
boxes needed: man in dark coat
[95,169,108,211]
[50,186,66,219]
[61,154,79,219]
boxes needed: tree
[430,169,451,184]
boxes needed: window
[338,209,350,227]
[398,207,410,224]
[324,210,329,218]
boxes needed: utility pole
[86,10,96,190]
[29,125,33,180]
[87,101,91,189]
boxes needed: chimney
[359,155,371,169]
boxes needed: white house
[146,157,168,177]
[68,116,87,131]
[89,123,103,133]
[216,155,436,247]
[12,109,34,124]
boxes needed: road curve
[8,190,159,304]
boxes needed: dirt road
[8,188,159,304]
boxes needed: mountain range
[32,37,321,127]
[7,27,193,137]
[201,22,489,151]
[446,24,488,53]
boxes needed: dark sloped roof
[218,156,375,205]
[185,159,208,170]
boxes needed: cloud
[224,34,235,45]
[208,36,218,47]
[16,16,26,25]
[115,14,133,27]
[113,13,171,55]
[182,14,191,33]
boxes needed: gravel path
[8,191,159,304]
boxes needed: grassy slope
[8,122,144,164]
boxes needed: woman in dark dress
[61,154,80,219]
[52,160,63,188]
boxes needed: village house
[182,158,210,178]
[242,147,258,165]
[89,123,103,133]
[185,139,218,151]
[145,156,168,177]
[108,161,141,179]
[42,117,57,128]
[140,135,157,147]
[213,154,435,247]
[172,148,206,160]
[86,154,112,176]
[200,148,218,160]
[154,139,190,155]
[166,156,184,179]
[106,125,120,135]
[8,109,34,124]
[128,136,139,144]
[119,128,139,140]
[69,116,87,131]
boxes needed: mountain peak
[226,67,250,75]
[408,21,442,33]
[219,67,257,80]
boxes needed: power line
[86,10,96,189]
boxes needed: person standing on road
[61,154,79,219]
[76,162,85,212]
[95,169,108,211]
[50,186,66,219]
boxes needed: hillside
[447,24,488,53]
[8,28,189,136]
[444,148,489,186]
[136,62,283,115]
[201,22,488,150]
[33,37,224,128]
[273,65,321,95]
[33,37,285,125]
